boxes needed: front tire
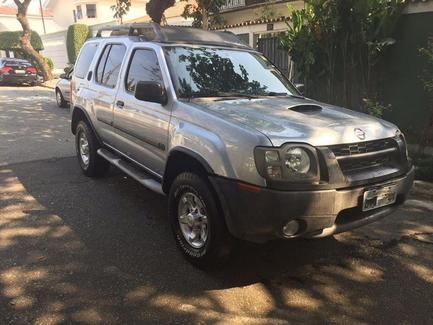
[75,121,110,177]
[56,89,68,108]
[169,172,233,267]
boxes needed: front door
[113,48,171,176]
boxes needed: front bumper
[210,166,415,243]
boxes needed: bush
[0,30,44,51]
[66,24,89,64]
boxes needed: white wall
[48,0,148,30]
[404,1,433,14]
[0,14,62,34]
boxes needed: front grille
[330,138,395,157]
[329,138,399,173]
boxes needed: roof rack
[96,22,163,39]
[95,23,250,49]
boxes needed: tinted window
[126,49,163,93]
[96,44,126,88]
[74,43,98,79]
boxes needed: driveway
[0,86,432,324]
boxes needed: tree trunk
[15,1,53,81]
[202,7,209,30]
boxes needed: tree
[146,0,175,25]
[13,0,53,81]
[280,0,404,114]
[181,0,227,30]
[111,0,131,24]
[417,37,433,155]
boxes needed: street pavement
[0,86,432,325]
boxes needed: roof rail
[96,23,163,40]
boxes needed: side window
[74,43,98,79]
[125,49,163,93]
[95,44,126,88]
[95,45,111,84]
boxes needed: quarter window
[125,49,163,93]
[74,43,98,79]
[95,44,126,88]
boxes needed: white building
[0,5,61,34]
[44,0,149,30]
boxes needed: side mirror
[135,81,167,105]
[294,83,305,95]
[59,73,67,79]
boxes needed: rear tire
[75,121,110,177]
[169,172,234,267]
[56,89,68,108]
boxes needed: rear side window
[95,44,126,88]
[74,43,98,79]
[125,49,163,93]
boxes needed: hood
[194,97,399,147]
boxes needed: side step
[97,148,165,195]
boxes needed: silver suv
[71,24,414,266]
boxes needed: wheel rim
[56,91,62,105]
[178,192,209,249]
[78,132,90,166]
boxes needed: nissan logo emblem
[354,128,366,140]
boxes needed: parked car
[55,69,73,108]
[0,58,39,86]
[70,24,414,266]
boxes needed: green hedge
[66,24,89,64]
[0,31,44,51]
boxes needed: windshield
[164,46,298,99]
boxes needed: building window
[73,9,77,23]
[76,5,83,19]
[86,4,97,18]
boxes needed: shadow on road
[0,157,432,324]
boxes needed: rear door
[91,42,127,144]
[112,46,171,176]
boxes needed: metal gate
[257,37,290,77]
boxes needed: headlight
[254,144,319,182]
[285,147,310,174]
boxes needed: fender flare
[71,106,102,144]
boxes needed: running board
[97,148,165,195]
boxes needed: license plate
[15,70,26,74]
[363,184,397,211]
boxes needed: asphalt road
[0,86,432,325]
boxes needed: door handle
[116,100,125,109]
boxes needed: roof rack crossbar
[96,23,164,40]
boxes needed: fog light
[283,220,300,237]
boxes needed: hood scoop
[289,104,323,115]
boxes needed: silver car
[55,69,73,108]
[70,24,414,266]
